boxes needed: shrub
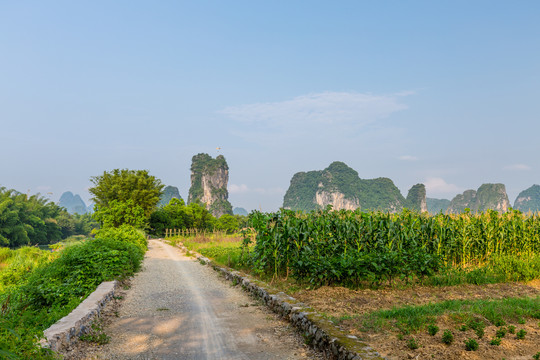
[407,337,419,350]
[516,329,527,340]
[464,338,478,351]
[490,337,501,346]
[94,224,147,253]
[442,330,454,344]
[427,324,439,336]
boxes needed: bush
[0,227,146,359]
[427,324,439,336]
[94,224,147,252]
[442,330,454,344]
[464,338,478,351]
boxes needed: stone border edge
[171,241,387,360]
[40,280,118,352]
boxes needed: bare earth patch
[293,282,540,360]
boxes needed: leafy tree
[89,169,164,228]
[93,199,146,228]
[214,214,239,234]
[0,187,91,247]
[148,198,216,236]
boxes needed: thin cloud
[219,91,411,143]
[424,177,462,195]
[398,155,418,161]
[504,164,531,171]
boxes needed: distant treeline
[149,198,247,236]
[0,187,98,248]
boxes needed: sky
[1,1,539,212]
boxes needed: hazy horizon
[2,1,539,212]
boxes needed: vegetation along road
[85,239,320,360]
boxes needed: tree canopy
[89,169,164,228]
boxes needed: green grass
[170,234,251,270]
[334,296,540,334]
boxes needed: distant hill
[426,198,451,214]
[158,185,183,207]
[447,184,510,213]
[283,161,426,212]
[58,191,88,214]
[233,207,248,216]
[514,185,540,212]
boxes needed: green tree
[89,169,164,228]
[215,214,239,233]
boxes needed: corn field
[248,208,540,286]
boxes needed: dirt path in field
[64,239,322,360]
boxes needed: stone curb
[41,280,118,352]
[172,241,386,360]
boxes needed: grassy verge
[338,296,540,334]
[0,225,147,359]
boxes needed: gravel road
[85,239,322,360]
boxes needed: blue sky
[1,1,539,211]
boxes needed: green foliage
[464,338,478,351]
[148,199,217,236]
[89,169,163,228]
[442,330,454,344]
[94,225,148,252]
[0,247,56,292]
[407,337,419,349]
[360,296,539,336]
[516,329,527,339]
[93,199,146,229]
[490,337,501,346]
[508,325,516,334]
[0,226,144,359]
[248,208,540,287]
[427,324,439,336]
[0,187,92,247]
[0,228,145,358]
[214,214,239,234]
[495,327,507,338]
[533,351,540,360]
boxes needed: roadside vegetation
[0,169,160,359]
[0,187,98,248]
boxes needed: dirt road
[88,239,321,360]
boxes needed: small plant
[516,329,527,340]
[407,337,419,350]
[490,337,501,346]
[79,322,110,345]
[442,330,454,345]
[494,318,506,327]
[397,334,404,340]
[475,327,484,338]
[518,317,526,324]
[427,324,439,336]
[495,327,507,338]
[459,324,467,331]
[464,338,479,351]
[508,325,516,334]
[533,352,540,360]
